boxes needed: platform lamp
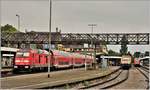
[48,0,52,78]
[16,14,21,48]
[16,14,20,32]
[88,24,97,69]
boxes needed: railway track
[1,69,47,77]
[40,68,123,89]
[1,68,13,77]
[1,67,84,78]
[136,67,149,89]
[78,69,129,89]
[145,64,149,67]
[1,70,47,77]
[140,66,149,73]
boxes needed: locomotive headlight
[25,66,29,68]
[14,66,18,68]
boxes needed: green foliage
[127,51,134,63]
[101,40,107,45]
[120,35,128,55]
[1,24,18,33]
[83,81,89,86]
[65,84,70,89]
[127,51,132,56]
[30,44,37,49]
[108,49,120,56]
[100,40,108,54]
[133,52,141,58]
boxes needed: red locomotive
[134,58,141,67]
[14,49,50,72]
[13,49,93,72]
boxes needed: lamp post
[16,14,21,48]
[88,24,97,69]
[16,14,20,31]
[48,0,52,78]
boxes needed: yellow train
[121,55,132,69]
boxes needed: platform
[1,66,119,89]
[1,68,13,72]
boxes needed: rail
[136,67,149,89]
[78,70,123,89]
[39,68,121,89]
[101,70,129,89]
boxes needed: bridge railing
[1,32,149,45]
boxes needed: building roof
[1,47,19,52]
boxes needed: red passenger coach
[72,53,85,67]
[86,56,93,65]
[52,50,72,68]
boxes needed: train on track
[134,58,141,67]
[120,55,132,69]
[13,49,93,72]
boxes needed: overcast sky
[1,0,150,54]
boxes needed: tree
[100,40,108,54]
[127,51,132,56]
[108,49,120,56]
[127,51,134,63]
[1,24,18,33]
[120,35,128,55]
[133,52,141,58]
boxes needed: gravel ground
[1,66,119,89]
[111,67,147,89]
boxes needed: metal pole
[16,14,20,48]
[91,26,94,48]
[88,24,97,69]
[16,14,20,31]
[85,49,87,70]
[48,0,52,78]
